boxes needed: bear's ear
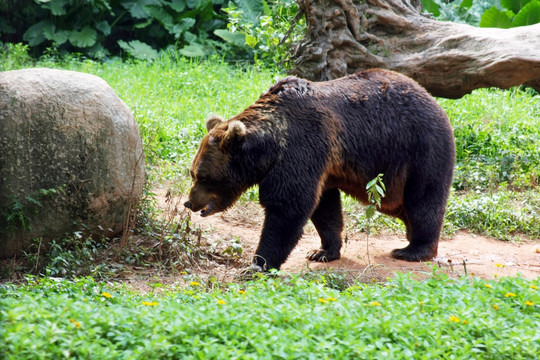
[221,120,246,148]
[205,114,224,132]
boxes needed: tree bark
[291,0,540,98]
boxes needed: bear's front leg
[306,188,343,263]
[251,207,309,271]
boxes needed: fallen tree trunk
[291,0,540,98]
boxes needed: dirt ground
[158,190,540,281]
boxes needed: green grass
[440,88,540,191]
[1,272,539,359]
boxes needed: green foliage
[223,0,306,67]
[0,187,64,236]
[0,43,33,71]
[446,189,540,240]
[1,0,231,59]
[480,0,540,27]
[421,0,540,27]
[421,0,498,26]
[439,88,540,191]
[1,273,539,358]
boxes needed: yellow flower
[525,301,534,306]
[189,281,201,287]
[318,298,328,303]
[217,299,226,305]
[462,320,468,325]
[495,263,505,268]
[101,292,112,298]
[142,301,158,306]
[419,301,424,306]
[368,301,382,307]
[504,292,516,298]
[449,315,460,323]
[530,285,539,290]
[484,284,492,289]
[493,304,499,310]
[327,297,337,302]
[74,322,81,329]
[238,290,246,294]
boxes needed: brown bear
[184,69,455,271]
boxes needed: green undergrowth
[1,272,539,359]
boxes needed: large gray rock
[0,68,145,258]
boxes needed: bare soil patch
[157,189,540,281]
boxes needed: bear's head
[184,114,248,217]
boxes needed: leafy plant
[0,187,65,236]
[1,0,230,60]
[365,174,386,262]
[223,0,306,67]
[421,0,498,26]
[480,0,540,27]
[421,0,540,27]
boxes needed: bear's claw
[391,245,437,262]
[306,249,340,263]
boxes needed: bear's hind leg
[306,188,343,263]
[391,188,446,262]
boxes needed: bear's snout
[184,201,193,209]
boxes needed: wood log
[291,0,540,98]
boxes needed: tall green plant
[480,0,540,27]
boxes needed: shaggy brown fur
[185,69,456,271]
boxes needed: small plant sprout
[365,174,386,264]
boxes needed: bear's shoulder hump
[265,76,311,97]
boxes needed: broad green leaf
[87,43,109,59]
[479,6,513,28]
[118,40,159,61]
[38,0,68,16]
[214,29,246,46]
[187,0,203,9]
[460,0,473,10]
[22,20,49,46]
[262,0,272,16]
[170,18,196,38]
[245,34,258,47]
[234,0,266,22]
[183,31,197,43]
[179,43,206,57]
[145,5,174,30]
[43,23,68,45]
[501,0,532,13]
[96,21,111,36]
[122,0,160,19]
[169,0,186,12]
[512,0,540,26]
[68,27,97,48]
[421,0,441,17]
